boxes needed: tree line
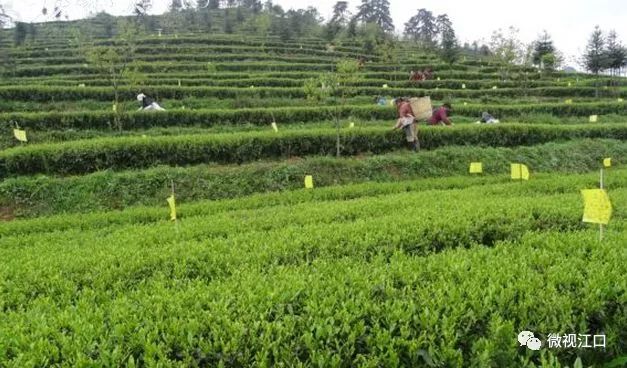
[1,0,626,76]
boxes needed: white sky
[3,0,627,65]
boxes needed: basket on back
[409,96,432,121]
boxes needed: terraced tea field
[0,23,625,367]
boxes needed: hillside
[0,13,626,367]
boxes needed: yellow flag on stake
[589,115,598,123]
[603,158,611,168]
[581,189,612,225]
[166,195,176,221]
[271,122,278,132]
[469,162,483,174]
[13,129,27,142]
[511,164,530,180]
[304,175,314,189]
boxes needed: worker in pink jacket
[428,103,453,126]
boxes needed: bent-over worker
[137,93,166,111]
[392,98,418,151]
[428,103,453,126]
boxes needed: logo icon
[518,331,541,350]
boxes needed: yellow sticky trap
[568,82,572,87]
[521,164,530,180]
[461,83,466,89]
[469,162,482,174]
[271,122,278,132]
[349,122,355,128]
[166,195,176,221]
[437,77,441,81]
[603,158,611,168]
[581,189,612,225]
[382,84,388,88]
[178,79,181,86]
[589,115,598,123]
[304,175,314,189]
[78,83,85,87]
[565,99,573,104]
[13,129,27,142]
[250,85,255,89]
[463,102,468,106]
[618,98,624,102]
[492,86,497,90]
[112,103,117,112]
[511,164,530,180]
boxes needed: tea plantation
[0,15,625,368]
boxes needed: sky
[3,0,627,66]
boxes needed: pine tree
[169,0,183,12]
[606,30,626,76]
[583,26,608,75]
[28,23,38,43]
[330,1,349,25]
[404,8,437,47]
[440,27,459,64]
[223,9,233,33]
[13,22,28,46]
[532,30,555,67]
[435,14,452,43]
[355,0,394,32]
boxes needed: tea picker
[137,93,166,111]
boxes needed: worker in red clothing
[392,98,418,151]
[428,103,453,126]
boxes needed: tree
[324,1,349,40]
[330,1,349,25]
[532,30,555,68]
[223,9,233,33]
[435,14,452,43]
[133,0,152,19]
[404,9,437,47]
[606,30,626,77]
[242,0,262,13]
[0,4,11,28]
[583,26,608,75]
[490,27,525,79]
[440,27,459,64]
[303,59,361,157]
[208,0,221,9]
[13,22,27,46]
[85,21,144,130]
[169,0,183,12]
[27,23,37,43]
[355,0,394,32]
[236,6,245,22]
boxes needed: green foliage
[0,139,624,218]
[583,26,609,75]
[1,124,626,177]
[0,170,625,366]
